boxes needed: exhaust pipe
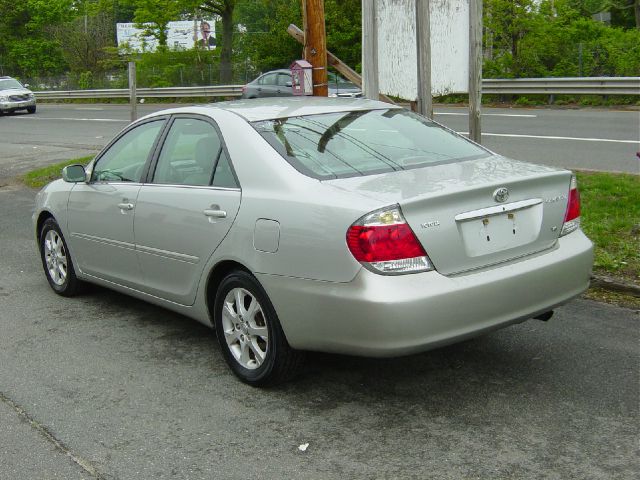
[534,311,554,321]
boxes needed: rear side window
[212,150,238,188]
[277,73,291,86]
[252,109,489,179]
[153,118,221,186]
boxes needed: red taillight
[346,206,433,274]
[564,185,580,222]
[241,85,247,93]
[347,223,427,262]
[561,176,581,236]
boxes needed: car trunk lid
[325,155,572,275]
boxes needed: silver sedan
[33,98,593,386]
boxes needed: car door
[66,118,166,286]
[275,73,293,96]
[256,73,280,97]
[133,115,241,305]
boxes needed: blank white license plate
[457,204,542,257]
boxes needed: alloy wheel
[221,288,269,369]
[44,229,68,286]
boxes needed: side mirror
[286,81,292,87]
[24,83,30,88]
[62,164,87,183]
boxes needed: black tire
[214,270,304,386]
[27,106,36,114]
[39,218,82,296]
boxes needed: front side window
[252,109,489,179]
[92,120,164,182]
[152,118,222,186]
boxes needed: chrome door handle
[117,202,134,211]
[203,209,227,218]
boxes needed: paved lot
[0,185,638,479]
[0,104,638,182]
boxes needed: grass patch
[21,156,93,189]
[577,171,640,285]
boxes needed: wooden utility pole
[469,0,483,143]
[302,0,328,97]
[287,24,395,104]
[415,0,433,118]
[128,61,137,122]
[362,0,379,100]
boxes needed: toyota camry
[33,98,593,386]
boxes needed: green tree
[235,0,302,73]
[52,11,116,73]
[199,0,237,82]
[0,0,72,77]
[325,0,361,71]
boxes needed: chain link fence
[21,61,260,91]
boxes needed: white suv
[0,76,36,114]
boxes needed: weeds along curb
[590,275,640,297]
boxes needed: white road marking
[456,131,640,144]
[75,107,105,111]
[437,112,537,118]
[13,116,127,123]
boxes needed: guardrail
[33,77,639,101]
[35,85,244,100]
[482,77,640,96]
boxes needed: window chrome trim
[139,183,241,192]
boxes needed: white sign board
[117,20,217,52]
[377,0,469,99]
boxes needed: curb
[590,274,640,297]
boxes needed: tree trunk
[158,22,168,47]
[220,8,233,83]
[635,0,640,29]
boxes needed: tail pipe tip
[534,311,554,322]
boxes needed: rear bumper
[257,230,593,357]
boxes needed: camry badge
[421,220,441,228]
[493,187,509,203]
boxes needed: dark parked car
[241,69,362,99]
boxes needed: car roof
[257,69,290,76]
[190,97,399,122]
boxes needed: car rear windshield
[252,109,489,179]
[0,78,24,90]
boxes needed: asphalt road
[0,104,638,182]
[0,185,638,479]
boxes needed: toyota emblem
[493,187,509,203]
